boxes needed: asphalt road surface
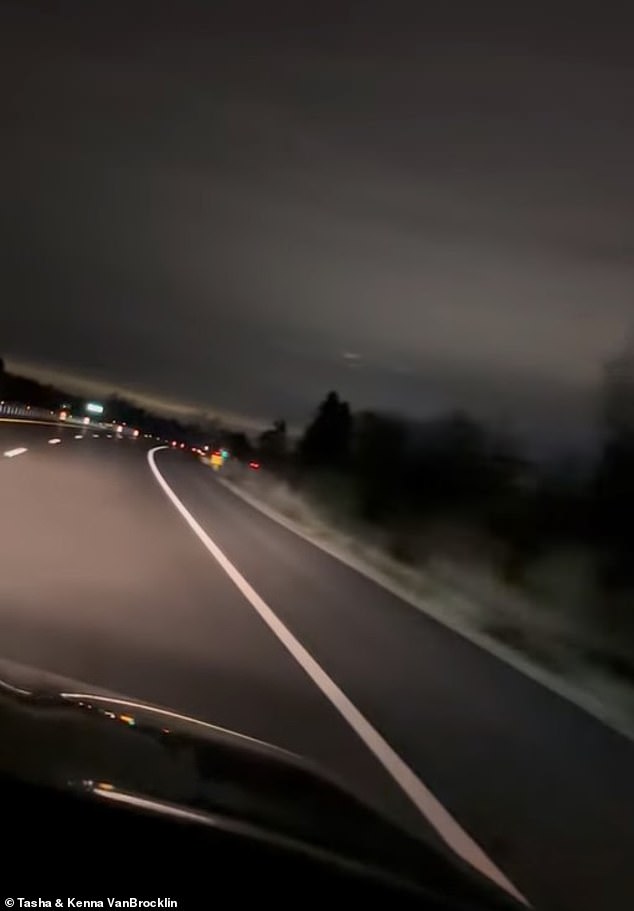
[0,419,632,911]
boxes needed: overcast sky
[1,2,633,448]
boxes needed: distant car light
[82,416,90,425]
[249,460,261,470]
[59,410,68,421]
[132,429,139,438]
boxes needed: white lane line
[146,446,526,905]
[92,433,100,438]
[48,438,62,445]
[74,434,83,440]
[3,447,28,458]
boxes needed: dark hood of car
[0,659,523,909]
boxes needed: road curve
[0,420,632,911]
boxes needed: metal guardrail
[0,402,56,420]
[0,402,142,439]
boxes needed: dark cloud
[1,1,632,447]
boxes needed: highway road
[0,419,632,911]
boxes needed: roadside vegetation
[220,352,634,732]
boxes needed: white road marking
[48,438,62,445]
[74,434,83,440]
[3,447,28,458]
[146,446,526,904]
[92,433,100,438]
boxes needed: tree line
[246,357,634,673]
[0,359,204,444]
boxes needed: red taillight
[249,460,260,470]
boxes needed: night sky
[2,2,633,448]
